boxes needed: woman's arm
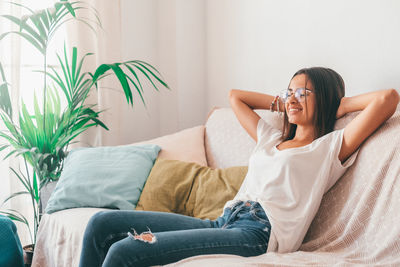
[229,89,284,142]
[338,89,399,163]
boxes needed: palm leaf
[1,191,29,207]
[0,63,13,117]
[132,61,169,89]
[1,14,45,46]
[0,31,45,54]
[33,172,39,203]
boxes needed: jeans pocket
[250,208,270,225]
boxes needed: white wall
[206,0,400,110]
[116,0,400,143]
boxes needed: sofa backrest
[204,108,282,169]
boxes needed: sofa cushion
[135,158,248,220]
[135,125,207,166]
[45,144,160,214]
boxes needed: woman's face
[285,74,316,126]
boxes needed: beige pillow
[136,158,248,220]
[134,125,207,166]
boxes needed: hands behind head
[336,97,348,119]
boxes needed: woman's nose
[288,94,298,103]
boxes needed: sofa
[32,106,400,267]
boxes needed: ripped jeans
[79,200,271,267]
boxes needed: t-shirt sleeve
[254,118,282,151]
[325,128,359,192]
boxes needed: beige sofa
[32,106,400,267]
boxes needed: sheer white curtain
[0,0,64,245]
[67,0,208,147]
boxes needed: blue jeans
[79,200,271,267]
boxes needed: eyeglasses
[280,88,314,103]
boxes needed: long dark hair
[282,67,345,141]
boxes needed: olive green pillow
[136,158,248,220]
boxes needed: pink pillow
[134,126,207,166]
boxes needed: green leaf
[33,93,43,136]
[0,211,26,224]
[92,64,111,82]
[133,61,169,89]
[0,62,7,81]
[30,11,48,39]
[130,63,159,92]
[125,73,145,108]
[1,191,29,207]
[124,64,143,93]
[4,149,18,160]
[109,64,132,105]
[0,144,10,152]
[0,83,13,118]
[8,2,35,14]
[71,47,77,87]
[33,172,39,203]
[63,2,76,17]
[40,68,71,104]
[20,102,37,144]
[0,31,45,54]
[9,168,31,195]
[63,44,73,91]
[1,15,45,47]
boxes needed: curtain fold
[0,0,31,246]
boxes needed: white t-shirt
[223,118,358,253]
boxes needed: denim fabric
[79,201,271,267]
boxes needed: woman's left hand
[336,97,348,119]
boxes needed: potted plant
[0,1,169,264]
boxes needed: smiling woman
[228,66,398,253]
[275,68,346,153]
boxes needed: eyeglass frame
[280,87,314,103]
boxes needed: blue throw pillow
[45,144,161,214]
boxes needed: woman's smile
[287,106,303,115]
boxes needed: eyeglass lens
[281,88,308,102]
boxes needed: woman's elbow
[381,89,399,113]
[229,89,238,99]
[389,89,400,104]
[385,88,399,103]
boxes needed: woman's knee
[86,211,109,231]
[83,211,113,243]
[103,239,139,267]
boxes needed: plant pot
[40,181,58,214]
[23,244,34,267]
